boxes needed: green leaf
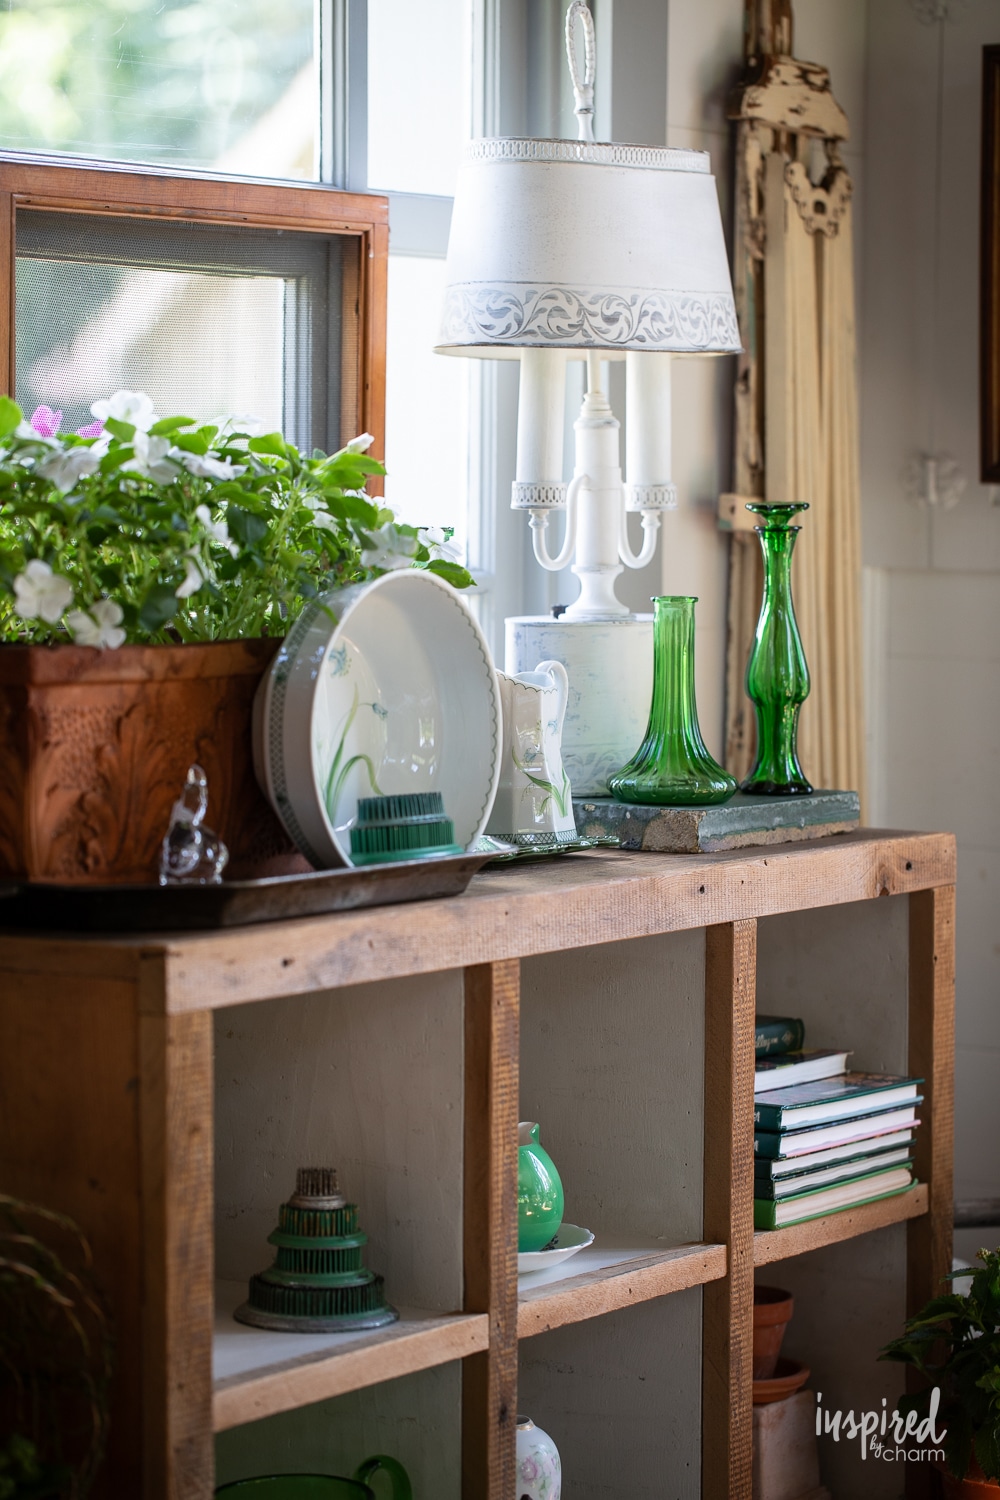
[248,433,288,457]
[138,582,178,632]
[149,415,196,436]
[0,396,22,438]
[227,506,269,546]
[426,558,474,589]
[99,447,134,475]
[172,430,210,456]
[104,416,136,442]
[975,1424,1000,1482]
[86,524,110,546]
[96,564,121,590]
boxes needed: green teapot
[518,1121,564,1253]
[215,1456,411,1499]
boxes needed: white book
[758,1167,914,1229]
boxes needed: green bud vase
[608,596,737,807]
[740,504,813,796]
[518,1122,564,1253]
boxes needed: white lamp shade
[436,139,741,357]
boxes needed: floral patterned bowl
[254,570,501,868]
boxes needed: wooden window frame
[981,46,1000,483]
[0,155,388,466]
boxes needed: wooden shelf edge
[517,1243,727,1339]
[212,1311,489,1432]
[753,1183,929,1267]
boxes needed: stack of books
[753,1014,921,1230]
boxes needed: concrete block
[752,1390,823,1500]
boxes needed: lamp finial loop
[565,3,596,143]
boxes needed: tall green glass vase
[741,503,813,796]
[609,596,736,806]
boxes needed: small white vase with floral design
[516,1414,561,1500]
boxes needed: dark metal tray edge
[0,853,496,933]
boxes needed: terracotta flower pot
[0,637,309,884]
[753,1284,794,1379]
[941,1458,1000,1498]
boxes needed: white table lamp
[435,3,740,790]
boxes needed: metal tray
[0,852,495,933]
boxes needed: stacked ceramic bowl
[254,571,502,868]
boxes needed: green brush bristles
[278,1202,359,1237]
[246,1271,390,1321]
[349,792,462,865]
[234,1165,399,1333]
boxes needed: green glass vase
[608,596,737,807]
[741,503,813,796]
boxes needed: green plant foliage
[0,1197,113,1496]
[0,397,473,647]
[879,1245,1000,1481]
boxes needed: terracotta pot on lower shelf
[941,1458,1000,1498]
[0,637,309,884]
[753,1284,795,1379]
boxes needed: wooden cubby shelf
[212,1283,488,1431]
[0,828,955,1499]
[753,1181,930,1268]
[517,1240,727,1338]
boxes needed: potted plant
[0,393,471,883]
[0,1195,112,1497]
[880,1246,1000,1497]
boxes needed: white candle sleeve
[511,349,568,509]
[625,351,677,510]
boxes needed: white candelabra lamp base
[505,614,653,797]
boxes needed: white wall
[859,0,1000,1212]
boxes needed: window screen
[15,211,344,454]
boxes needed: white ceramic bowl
[253,570,502,868]
[517,1223,595,1274]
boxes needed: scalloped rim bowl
[517,1223,595,1274]
[253,571,502,869]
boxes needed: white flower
[215,412,267,438]
[66,599,126,650]
[36,445,102,495]
[175,552,204,599]
[344,433,374,454]
[310,509,338,531]
[194,503,238,556]
[361,522,419,571]
[419,525,461,563]
[122,431,178,483]
[91,391,156,433]
[14,421,58,447]
[13,559,74,623]
[177,451,247,482]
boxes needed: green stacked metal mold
[235,1167,398,1332]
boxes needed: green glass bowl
[216,1456,411,1500]
[217,1483,372,1499]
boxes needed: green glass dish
[608,596,737,807]
[518,1122,565,1253]
[740,504,813,796]
[216,1455,411,1499]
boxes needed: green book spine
[753,1182,911,1231]
[755,1015,805,1058]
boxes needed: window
[0,0,666,656]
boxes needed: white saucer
[517,1223,595,1274]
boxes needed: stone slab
[573,789,860,855]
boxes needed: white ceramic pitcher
[486,659,577,846]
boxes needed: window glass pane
[0,0,315,178]
[383,255,469,555]
[15,212,344,451]
[367,0,469,197]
